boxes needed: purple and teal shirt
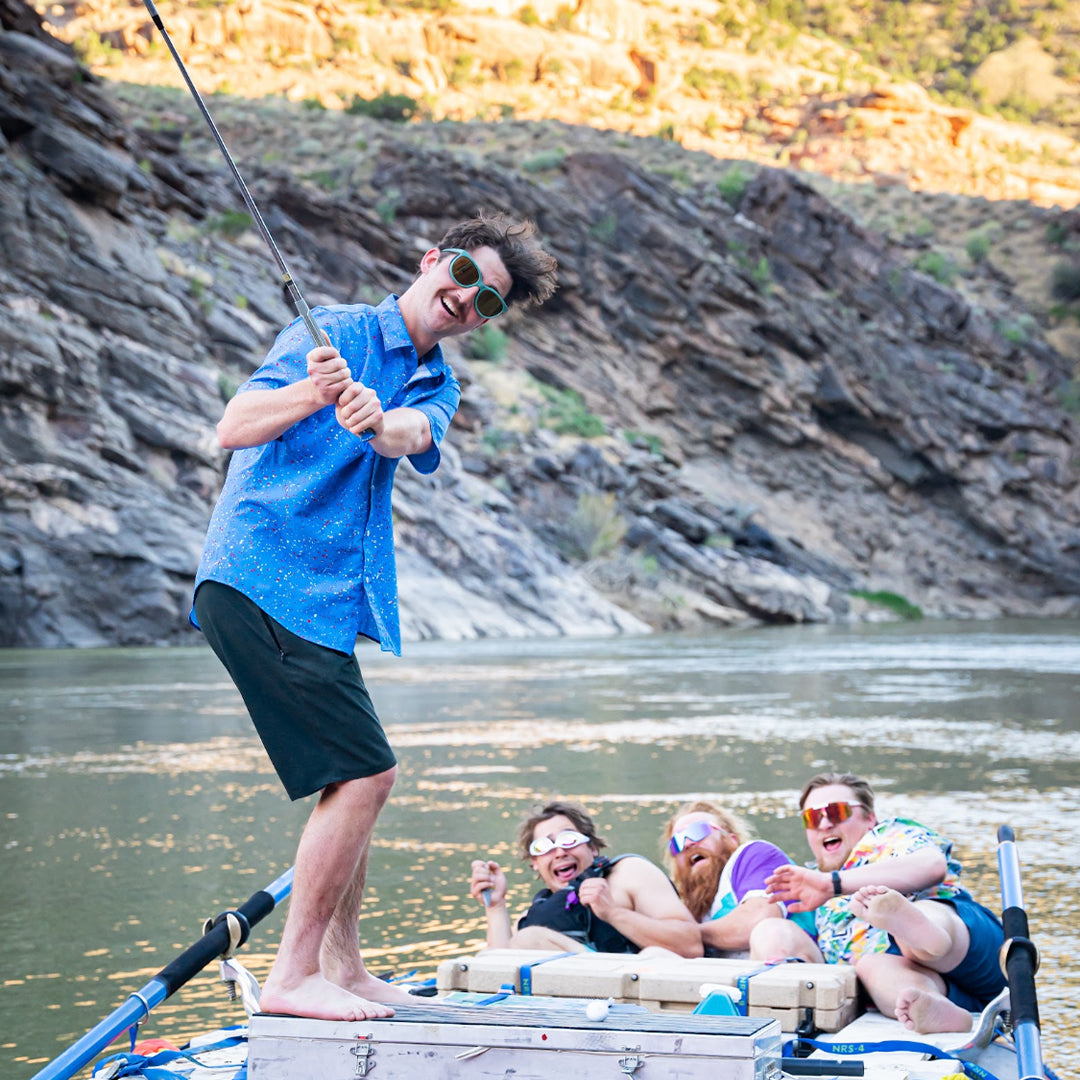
[193,296,461,655]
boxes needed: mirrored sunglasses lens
[670,820,711,854]
[529,837,554,856]
[450,254,480,288]
[802,802,853,828]
[555,830,587,849]
[476,289,505,319]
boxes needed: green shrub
[623,429,663,455]
[966,230,992,263]
[73,31,123,66]
[914,250,956,286]
[518,4,540,25]
[717,164,753,208]
[465,324,509,363]
[850,589,923,620]
[218,372,240,403]
[539,385,606,437]
[204,210,252,239]
[346,91,418,122]
[1051,260,1080,302]
[1057,379,1080,415]
[751,256,773,293]
[522,148,566,173]
[589,212,618,245]
[567,492,628,560]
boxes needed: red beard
[674,852,723,921]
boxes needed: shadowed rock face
[1,0,1078,648]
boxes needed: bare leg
[260,767,398,1020]
[749,919,823,963]
[855,952,972,1033]
[850,886,969,971]
[320,833,414,1005]
[505,925,589,952]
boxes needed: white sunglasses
[528,829,591,857]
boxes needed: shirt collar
[376,294,447,370]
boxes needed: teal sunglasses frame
[442,247,509,319]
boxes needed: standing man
[193,213,558,1022]
[765,772,1005,1033]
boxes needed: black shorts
[193,581,397,800]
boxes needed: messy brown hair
[799,772,876,816]
[516,800,606,861]
[437,211,558,308]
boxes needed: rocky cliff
[2,0,1079,648]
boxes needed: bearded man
[664,801,820,960]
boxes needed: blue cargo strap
[518,952,577,995]
[92,1032,248,1078]
[785,1036,1004,1080]
[734,957,806,1016]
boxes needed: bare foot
[895,987,973,1034]
[849,887,951,961]
[338,972,417,1006]
[259,972,395,1021]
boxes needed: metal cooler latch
[351,1036,375,1076]
[618,1049,645,1075]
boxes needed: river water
[2,619,1078,1077]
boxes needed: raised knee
[328,766,397,805]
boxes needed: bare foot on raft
[895,987,973,1034]
[259,973,396,1021]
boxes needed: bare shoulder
[609,855,674,892]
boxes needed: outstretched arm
[700,895,785,952]
[578,859,703,957]
[766,848,948,912]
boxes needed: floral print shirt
[814,816,964,964]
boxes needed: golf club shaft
[142,0,323,350]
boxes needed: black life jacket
[516,854,640,954]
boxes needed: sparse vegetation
[346,91,418,122]
[717,163,755,208]
[203,210,252,239]
[850,589,923,619]
[566,492,628,561]
[465,324,509,363]
[914,249,957,285]
[538,385,606,438]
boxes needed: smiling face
[401,245,513,353]
[529,814,598,892]
[669,811,739,919]
[801,783,876,872]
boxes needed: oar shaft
[996,826,1044,1080]
[30,868,293,1080]
[29,981,168,1080]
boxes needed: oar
[30,867,293,1080]
[996,826,1044,1080]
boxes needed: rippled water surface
[2,619,1078,1077]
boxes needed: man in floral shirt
[766,772,1005,1034]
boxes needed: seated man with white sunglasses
[469,800,702,957]
[663,801,819,960]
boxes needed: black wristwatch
[831,870,843,896]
